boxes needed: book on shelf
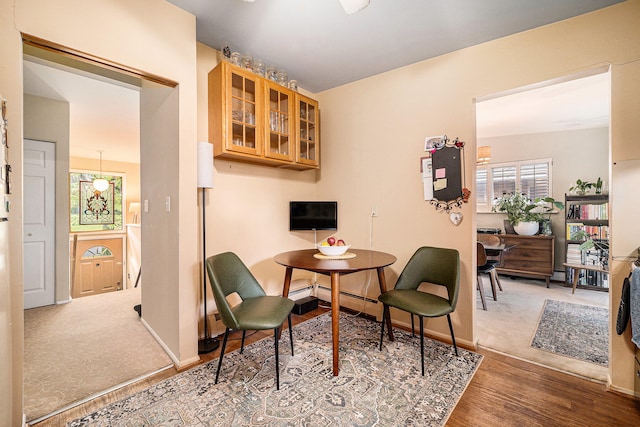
[566,202,608,220]
[565,223,609,240]
[566,243,582,264]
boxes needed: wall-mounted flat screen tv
[289,201,338,231]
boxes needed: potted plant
[493,192,540,235]
[569,179,595,195]
[595,177,604,194]
[525,196,565,235]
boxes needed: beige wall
[316,0,640,394]
[1,0,27,421]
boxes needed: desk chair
[477,234,503,292]
[477,242,501,308]
[206,252,294,390]
[378,246,460,376]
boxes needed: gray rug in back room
[531,299,608,366]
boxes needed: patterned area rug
[531,299,608,366]
[69,313,482,426]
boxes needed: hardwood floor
[32,307,640,426]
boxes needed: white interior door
[23,139,56,309]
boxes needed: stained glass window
[70,171,124,232]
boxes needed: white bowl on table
[316,244,351,256]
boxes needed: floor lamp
[197,141,219,354]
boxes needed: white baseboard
[315,285,381,319]
[138,317,193,368]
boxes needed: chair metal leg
[447,314,459,357]
[288,313,294,356]
[419,316,425,376]
[379,305,388,351]
[477,275,487,310]
[240,330,247,353]
[215,328,230,384]
[274,327,280,390]
[411,314,415,337]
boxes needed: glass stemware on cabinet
[265,81,293,162]
[230,69,258,152]
[296,95,318,164]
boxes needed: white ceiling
[23,58,141,163]
[476,72,610,139]
[167,0,622,93]
[22,0,617,161]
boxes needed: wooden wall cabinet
[497,234,555,286]
[208,61,319,170]
[295,94,319,167]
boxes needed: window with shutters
[477,158,552,212]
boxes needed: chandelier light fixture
[92,150,109,192]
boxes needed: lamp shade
[477,146,491,165]
[197,141,214,189]
[128,202,141,213]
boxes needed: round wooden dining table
[274,248,397,376]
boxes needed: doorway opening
[22,36,177,423]
[474,68,611,381]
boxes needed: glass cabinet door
[227,67,261,156]
[296,95,319,167]
[265,81,294,162]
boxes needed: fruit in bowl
[317,237,350,255]
[316,243,351,256]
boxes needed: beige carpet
[24,287,173,422]
[476,275,609,382]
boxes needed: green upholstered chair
[206,252,294,390]
[378,246,460,375]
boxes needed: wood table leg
[572,268,580,294]
[331,271,340,376]
[282,267,293,298]
[377,267,394,341]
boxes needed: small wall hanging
[423,135,470,213]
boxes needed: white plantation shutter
[520,162,550,200]
[476,168,488,205]
[491,165,516,199]
[477,158,552,212]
